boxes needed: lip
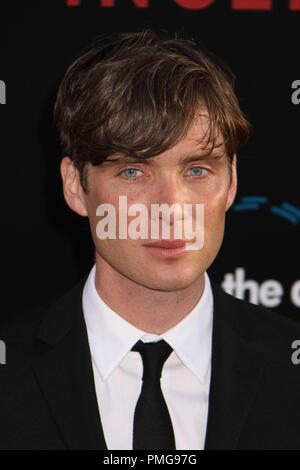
[143,240,188,259]
[143,240,187,249]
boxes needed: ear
[225,153,237,212]
[60,157,88,217]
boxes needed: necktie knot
[131,340,173,381]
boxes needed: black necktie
[131,339,176,450]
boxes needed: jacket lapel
[33,277,107,450]
[204,282,264,450]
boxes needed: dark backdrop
[1,0,299,321]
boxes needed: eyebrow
[103,152,225,166]
[180,153,225,164]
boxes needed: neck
[94,257,205,335]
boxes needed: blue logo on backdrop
[224,196,300,310]
[233,196,300,225]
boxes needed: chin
[134,270,202,292]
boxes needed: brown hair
[54,30,251,191]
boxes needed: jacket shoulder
[0,275,87,365]
[211,281,300,365]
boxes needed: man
[1,30,300,450]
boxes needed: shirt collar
[82,264,213,383]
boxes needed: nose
[151,174,188,226]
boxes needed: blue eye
[121,168,142,179]
[188,167,206,176]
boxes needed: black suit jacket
[1,275,300,450]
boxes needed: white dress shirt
[82,264,213,450]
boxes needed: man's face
[62,114,237,292]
